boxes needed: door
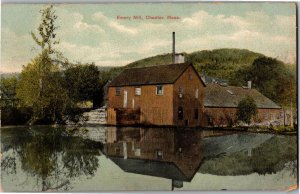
[132,98,135,109]
[123,90,128,108]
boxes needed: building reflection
[104,127,204,188]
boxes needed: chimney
[247,81,252,89]
[172,32,175,64]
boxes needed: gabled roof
[109,156,190,181]
[204,83,281,109]
[109,63,204,87]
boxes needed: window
[194,109,199,119]
[135,87,141,96]
[156,85,164,95]
[178,106,183,120]
[115,87,121,96]
[179,87,183,98]
[195,88,199,99]
[189,73,193,80]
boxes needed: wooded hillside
[103,48,296,107]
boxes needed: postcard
[0,2,298,192]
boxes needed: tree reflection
[250,136,297,176]
[1,126,102,191]
[199,135,297,176]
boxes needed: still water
[1,126,297,191]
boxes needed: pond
[1,126,297,191]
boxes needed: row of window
[263,113,280,120]
[115,86,199,98]
[116,86,162,96]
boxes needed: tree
[0,76,32,125]
[250,57,296,108]
[231,56,296,108]
[16,5,69,124]
[0,76,18,108]
[31,5,59,54]
[236,96,257,124]
[16,53,68,124]
[63,63,102,107]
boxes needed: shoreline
[1,124,297,135]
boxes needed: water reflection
[103,127,297,189]
[104,127,204,188]
[1,126,297,191]
[199,134,297,177]
[1,126,102,191]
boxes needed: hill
[125,49,264,83]
[187,49,264,82]
[104,48,296,107]
[0,73,20,79]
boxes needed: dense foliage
[233,57,296,106]
[0,76,32,125]
[63,63,102,107]
[236,96,257,124]
[16,53,68,124]
[0,76,18,107]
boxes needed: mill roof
[204,83,281,109]
[109,156,190,181]
[109,63,204,87]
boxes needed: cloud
[1,5,296,72]
[178,10,296,63]
[182,11,208,26]
[92,12,107,21]
[93,11,139,35]
[73,13,105,33]
[108,21,138,35]
[56,10,105,35]
[57,41,124,66]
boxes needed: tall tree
[31,5,59,54]
[16,5,68,124]
[249,57,292,103]
[232,56,296,107]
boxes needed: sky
[1,2,297,73]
